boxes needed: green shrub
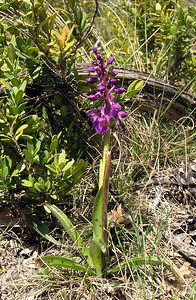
[0,1,90,219]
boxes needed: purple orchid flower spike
[86,47,127,135]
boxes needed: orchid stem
[100,129,111,270]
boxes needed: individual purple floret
[86,47,127,135]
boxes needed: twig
[77,0,99,48]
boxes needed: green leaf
[21,179,33,187]
[60,105,68,117]
[15,124,28,136]
[98,158,104,189]
[34,140,41,155]
[92,188,105,251]
[7,43,16,64]
[126,80,144,98]
[2,166,8,180]
[67,0,76,10]
[0,78,12,90]
[44,203,87,256]
[34,182,44,192]
[16,161,26,172]
[58,149,66,165]
[23,149,33,161]
[89,240,102,276]
[30,216,61,246]
[41,256,93,274]
[11,169,19,177]
[46,164,57,174]
[20,79,28,92]
[156,3,162,12]
[50,138,58,153]
[62,159,74,172]
[107,256,185,283]
[15,90,24,105]
[27,140,34,153]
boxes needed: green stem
[99,129,111,271]
[99,129,111,189]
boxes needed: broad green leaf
[41,256,94,274]
[58,149,66,165]
[46,164,57,174]
[156,3,162,12]
[2,166,8,180]
[60,105,68,117]
[44,203,87,256]
[107,256,185,283]
[59,25,67,49]
[15,124,28,136]
[34,140,41,155]
[6,156,12,168]
[30,217,61,246]
[34,182,44,192]
[62,40,75,57]
[27,140,34,153]
[0,78,12,90]
[50,138,58,153]
[21,179,33,187]
[62,160,74,172]
[11,169,19,177]
[126,80,144,98]
[92,188,105,251]
[15,90,24,105]
[12,86,19,96]
[7,43,16,64]
[89,240,102,276]
[23,149,33,161]
[16,161,26,172]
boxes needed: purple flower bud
[97,84,105,91]
[92,46,98,53]
[109,70,119,76]
[87,67,95,72]
[118,111,127,127]
[96,51,103,60]
[107,56,115,65]
[112,102,121,110]
[88,93,100,100]
[118,111,127,118]
[114,87,126,94]
[92,60,99,66]
[86,77,98,84]
[109,78,117,86]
